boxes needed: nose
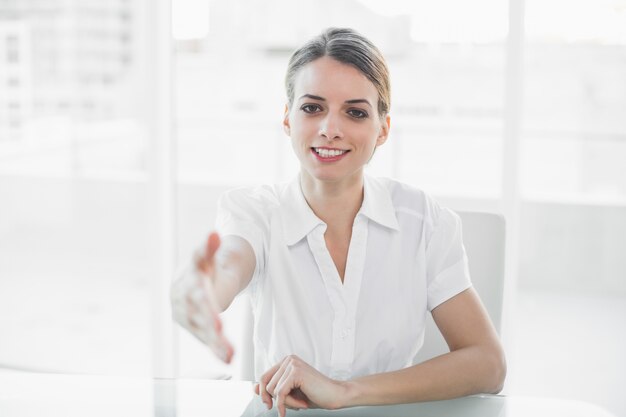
[318,112,344,141]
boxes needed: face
[283,56,390,184]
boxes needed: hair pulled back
[285,28,391,119]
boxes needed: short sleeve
[214,188,268,292]
[425,206,472,311]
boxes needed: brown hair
[285,27,391,119]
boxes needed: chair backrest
[237,211,506,380]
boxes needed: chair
[236,211,506,380]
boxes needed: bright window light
[172,0,210,40]
[358,0,508,43]
[526,0,626,43]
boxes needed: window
[0,1,155,376]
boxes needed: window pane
[515,4,626,414]
[391,44,506,198]
[521,0,626,200]
[520,0,626,294]
[521,44,626,200]
[0,2,153,375]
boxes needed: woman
[171,27,506,417]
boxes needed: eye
[348,109,368,119]
[301,104,322,114]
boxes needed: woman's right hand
[171,232,234,363]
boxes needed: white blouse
[215,174,472,382]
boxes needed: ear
[376,114,391,146]
[283,104,291,137]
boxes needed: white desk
[0,370,616,417]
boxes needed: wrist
[336,379,360,409]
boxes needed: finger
[202,324,233,363]
[265,357,292,398]
[194,247,214,276]
[194,248,210,274]
[197,329,233,363]
[186,279,208,303]
[171,288,193,327]
[206,232,221,259]
[254,383,271,410]
[200,295,230,363]
[186,291,218,336]
[260,372,278,409]
[185,273,220,332]
[186,306,234,363]
[274,365,304,416]
[213,311,224,333]
[173,259,233,363]
[259,362,282,408]
[182,266,215,319]
[184,279,235,364]
[218,332,234,363]
[171,264,205,312]
[187,312,217,345]
[189,295,222,332]
[186,291,213,321]
[275,366,308,417]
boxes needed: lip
[310,147,350,162]
[313,146,348,151]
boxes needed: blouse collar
[280,173,399,246]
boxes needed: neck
[299,170,364,229]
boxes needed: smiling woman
[170,27,506,417]
[284,56,389,184]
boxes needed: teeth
[315,148,347,158]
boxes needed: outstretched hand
[171,232,234,363]
[254,355,347,417]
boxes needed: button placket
[328,215,368,376]
[308,225,343,308]
[308,225,351,372]
[331,314,353,371]
[309,216,369,378]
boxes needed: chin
[304,166,363,184]
[310,172,342,183]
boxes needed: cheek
[290,118,316,140]
[355,126,380,147]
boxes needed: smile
[311,147,350,161]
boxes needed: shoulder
[373,176,444,224]
[216,183,286,229]
[218,183,283,210]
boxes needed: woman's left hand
[253,355,347,417]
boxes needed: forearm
[211,260,244,313]
[340,344,506,408]
[210,237,256,312]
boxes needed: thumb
[206,232,221,260]
[195,232,220,274]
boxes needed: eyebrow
[299,94,372,108]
